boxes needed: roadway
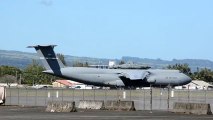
[0,106,212,120]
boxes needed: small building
[52,80,93,89]
[182,80,213,90]
[52,80,73,88]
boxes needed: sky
[0,0,213,60]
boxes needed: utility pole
[16,71,18,83]
[19,74,22,84]
[150,84,153,113]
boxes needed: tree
[0,75,17,86]
[73,62,83,67]
[84,62,89,67]
[22,60,53,85]
[73,61,89,67]
[194,68,213,82]
[0,65,22,80]
[167,63,191,75]
[167,64,213,83]
[57,53,66,66]
[119,60,125,65]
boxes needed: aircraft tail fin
[28,45,65,70]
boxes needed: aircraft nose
[181,74,192,85]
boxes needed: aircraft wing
[117,71,150,80]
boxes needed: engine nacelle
[105,80,125,87]
[147,76,156,83]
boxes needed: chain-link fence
[5,88,213,111]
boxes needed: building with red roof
[52,80,74,88]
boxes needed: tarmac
[0,106,213,120]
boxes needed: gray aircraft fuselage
[43,67,191,87]
[29,45,192,88]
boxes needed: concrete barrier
[173,102,212,115]
[46,101,76,112]
[0,86,6,105]
[104,100,135,111]
[78,100,104,110]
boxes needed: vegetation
[167,64,213,83]
[22,60,54,85]
[0,56,90,85]
[57,53,67,65]
[167,63,191,75]
[0,60,55,85]
[0,75,17,86]
[1,60,213,86]
[1,50,213,71]
[192,68,213,83]
[72,61,89,67]
[119,60,125,65]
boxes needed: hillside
[0,49,213,71]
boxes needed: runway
[0,106,212,120]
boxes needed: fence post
[72,89,75,101]
[167,87,170,111]
[26,88,28,106]
[159,86,162,110]
[51,89,53,102]
[187,85,190,103]
[105,89,107,101]
[150,84,152,113]
[143,88,145,110]
[62,89,64,102]
[93,88,96,100]
[9,88,11,105]
[83,89,85,100]
[178,88,180,102]
[3,87,6,106]
[117,89,119,101]
[205,88,207,103]
[56,90,59,99]
[35,89,37,106]
[130,88,132,101]
[18,87,20,106]
[45,88,47,105]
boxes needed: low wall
[173,102,212,115]
[46,101,76,112]
[105,100,135,111]
[0,86,6,105]
[78,100,104,110]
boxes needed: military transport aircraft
[28,45,191,88]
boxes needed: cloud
[40,0,53,6]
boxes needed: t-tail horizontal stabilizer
[27,45,65,71]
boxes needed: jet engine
[146,76,156,83]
